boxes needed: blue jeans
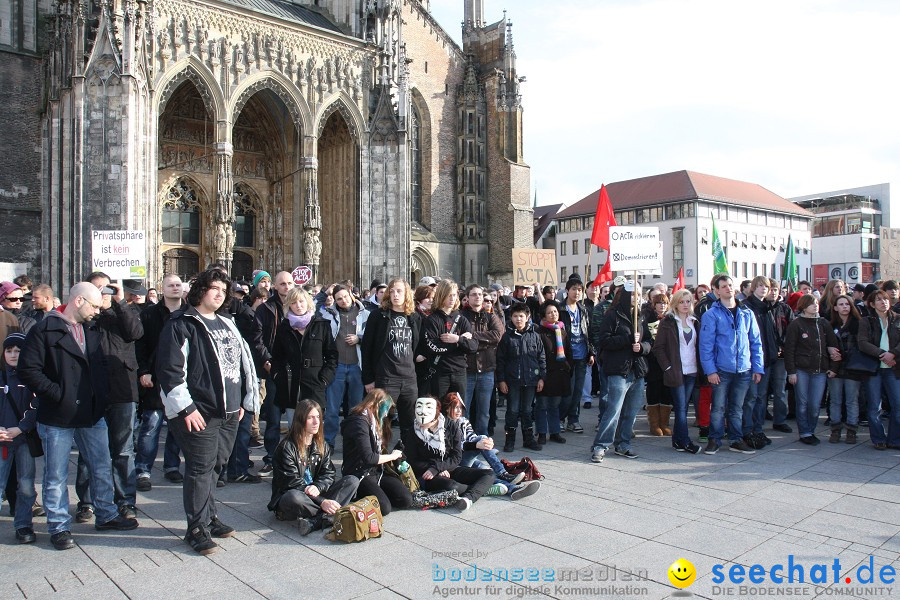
[460,437,506,476]
[135,409,182,475]
[865,371,900,445]
[592,374,645,451]
[76,402,137,508]
[262,379,282,466]
[0,443,36,530]
[743,368,771,435]
[828,377,861,428]
[325,363,364,446]
[227,409,253,478]
[534,396,562,434]
[561,359,588,425]
[794,371,827,438]
[505,385,535,431]
[671,376,696,448]
[596,370,609,413]
[39,420,119,535]
[710,371,751,445]
[465,371,495,436]
[767,359,789,425]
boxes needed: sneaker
[874,443,887,450]
[810,435,821,445]
[510,480,541,500]
[684,442,701,455]
[249,436,265,449]
[498,471,526,485]
[743,435,763,450]
[455,497,473,511]
[590,447,605,463]
[259,464,274,476]
[486,483,509,496]
[51,531,75,551]
[757,432,772,446]
[164,471,184,483]
[208,517,235,538]
[228,473,262,483]
[698,427,709,442]
[184,525,218,555]
[96,515,139,531]
[799,436,817,446]
[859,418,869,427]
[729,440,756,454]
[549,433,566,444]
[537,433,547,445]
[118,504,138,519]
[15,527,36,544]
[773,423,792,433]
[559,420,566,431]
[614,448,639,459]
[673,442,687,452]
[567,422,584,434]
[136,474,152,492]
[75,505,94,523]
[703,441,719,455]
[583,401,592,409]
[216,479,226,488]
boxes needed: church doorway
[317,110,359,285]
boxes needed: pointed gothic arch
[229,71,312,135]
[154,57,226,119]
[409,88,433,228]
[410,245,438,284]
[315,92,366,143]
[318,109,360,284]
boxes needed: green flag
[783,234,798,292]
[711,215,728,275]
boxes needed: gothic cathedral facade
[0,0,533,290]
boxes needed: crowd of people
[0,267,897,555]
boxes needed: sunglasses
[4,296,23,302]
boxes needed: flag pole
[633,270,639,341]
[585,244,593,289]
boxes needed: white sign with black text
[609,226,662,272]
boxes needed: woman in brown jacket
[651,289,702,454]
[857,290,900,449]
[784,294,841,445]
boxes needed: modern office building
[790,183,890,285]
[553,170,814,288]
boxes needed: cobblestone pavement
[2,408,899,599]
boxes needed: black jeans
[356,473,413,516]
[378,376,420,431]
[433,371,468,403]
[276,475,360,521]
[168,411,240,530]
[420,466,494,503]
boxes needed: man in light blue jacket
[699,275,764,455]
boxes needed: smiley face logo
[668,558,696,588]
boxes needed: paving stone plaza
[2,407,898,600]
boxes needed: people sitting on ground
[401,397,494,511]
[269,399,360,535]
[442,392,540,500]
[341,389,412,515]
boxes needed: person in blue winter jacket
[0,332,38,544]
[699,275,765,455]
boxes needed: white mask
[414,397,437,426]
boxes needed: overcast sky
[427,0,899,208]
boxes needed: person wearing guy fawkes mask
[401,397,494,511]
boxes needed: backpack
[325,496,384,543]
[383,460,420,493]
[500,457,544,481]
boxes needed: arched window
[232,250,253,282]
[162,180,201,245]
[410,105,422,224]
[162,248,200,282]
[233,183,257,248]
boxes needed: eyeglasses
[80,296,101,310]
[3,296,23,302]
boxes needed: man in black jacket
[18,283,139,550]
[251,271,295,474]
[74,273,144,523]
[742,276,778,449]
[766,279,794,433]
[134,274,185,491]
[156,269,260,554]
[461,284,505,436]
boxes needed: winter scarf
[541,320,566,361]
[414,413,446,457]
[287,310,314,332]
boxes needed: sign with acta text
[512,248,558,287]
[609,226,662,272]
[91,230,147,279]
[880,227,900,282]
[292,265,313,286]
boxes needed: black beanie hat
[3,332,26,350]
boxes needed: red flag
[672,266,685,294]
[590,185,616,248]
[590,185,617,286]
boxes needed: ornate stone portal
[33,0,532,290]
